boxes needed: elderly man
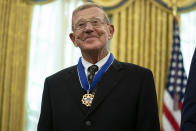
[38,2,160,131]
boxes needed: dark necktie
[87,65,99,85]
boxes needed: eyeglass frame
[72,17,109,31]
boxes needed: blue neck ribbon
[77,53,114,92]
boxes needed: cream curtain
[180,10,196,74]
[106,0,173,128]
[0,0,33,131]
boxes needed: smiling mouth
[85,36,98,41]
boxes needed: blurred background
[0,0,196,131]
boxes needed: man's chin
[82,43,103,50]
[82,46,103,52]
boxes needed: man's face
[69,7,114,53]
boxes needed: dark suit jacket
[181,48,196,131]
[38,60,160,131]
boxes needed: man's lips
[84,36,98,41]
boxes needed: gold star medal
[81,93,94,107]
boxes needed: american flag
[162,18,187,131]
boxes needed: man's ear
[108,24,114,40]
[69,33,78,47]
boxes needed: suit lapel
[65,66,89,115]
[86,60,123,116]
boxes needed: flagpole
[172,0,177,16]
[171,0,179,111]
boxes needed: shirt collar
[81,52,111,75]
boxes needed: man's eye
[79,23,85,26]
[92,20,98,23]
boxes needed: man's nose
[84,22,94,32]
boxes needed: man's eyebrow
[77,19,85,22]
[76,17,102,23]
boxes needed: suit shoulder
[46,65,77,81]
[117,60,152,74]
[117,60,148,70]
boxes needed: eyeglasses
[74,18,107,31]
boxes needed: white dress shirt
[81,52,111,76]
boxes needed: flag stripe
[163,114,174,131]
[163,103,180,130]
[163,90,181,124]
[178,102,182,110]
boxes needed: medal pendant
[81,93,94,107]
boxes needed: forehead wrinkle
[73,7,105,23]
